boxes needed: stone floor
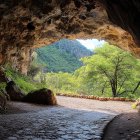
[0,96,135,140]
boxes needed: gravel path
[0,96,136,140]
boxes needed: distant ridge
[34,39,93,72]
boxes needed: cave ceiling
[0,0,140,74]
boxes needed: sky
[77,39,105,50]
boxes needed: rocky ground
[0,96,137,140]
[103,113,140,140]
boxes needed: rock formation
[0,0,140,74]
[23,88,57,105]
[5,81,25,101]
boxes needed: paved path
[0,96,135,140]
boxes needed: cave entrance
[28,38,104,94]
[28,38,140,101]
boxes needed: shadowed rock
[0,91,7,110]
[5,81,25,101]
[23,88,57,105]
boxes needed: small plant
[0,82,6,90]
[132,98,140,109]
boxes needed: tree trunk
[110,80,117,97]
[132,81,140,94]
[101,81,107,95]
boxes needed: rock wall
[0,0,140,74]
[100,0,140,45]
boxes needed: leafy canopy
[75,43,140,97]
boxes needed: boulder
[5,81,25,101]
[23,88,57,105]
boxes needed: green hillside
[34,39,93,73]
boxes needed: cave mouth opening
[1,36,139,101]
[27,38,140,101]
[27,38,104,93]
[30,38,104,75]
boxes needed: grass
[4,66,47,94]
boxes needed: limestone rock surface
[0,0,140,74]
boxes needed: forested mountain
[34,39,93,72]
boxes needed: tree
[76,43,140,97]
[28,52,46,80]
[45,72,78,93]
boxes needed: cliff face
[35,39,93,73]
[0,0,140,74]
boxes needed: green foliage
[0,83,6,91]
[40,72,79,94]
[75,43,140,98]
[4,66,47,94]
[34,39,92,72]
[4,43,139,99]
[41,43,140,99]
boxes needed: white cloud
[77,39,105,50]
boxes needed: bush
[4,66,47,94]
